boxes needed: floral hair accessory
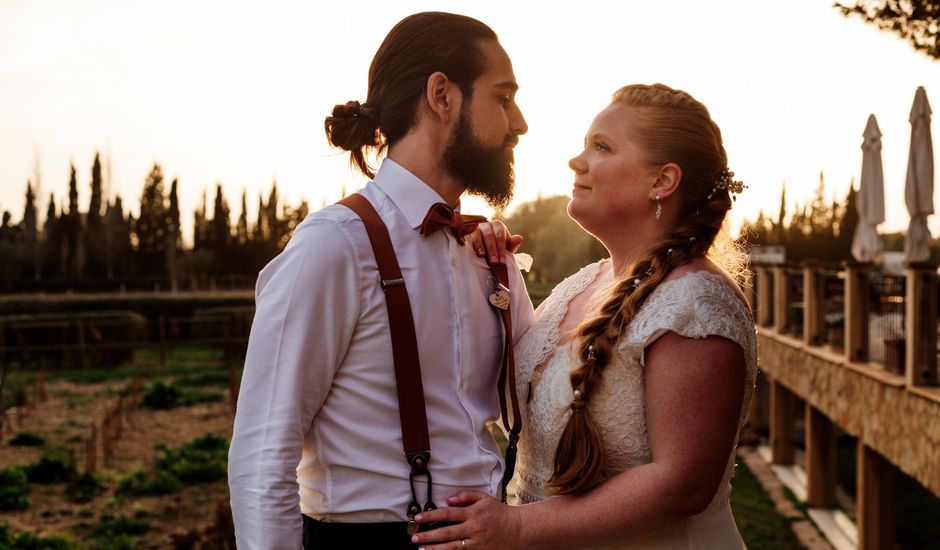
[705,168,746,202]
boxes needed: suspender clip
[381,278,405,290]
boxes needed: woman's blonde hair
[550,83,748,495]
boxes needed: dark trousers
[302,515,418,550]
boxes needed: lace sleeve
[618,271,756,368]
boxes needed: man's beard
[443,111,515,210]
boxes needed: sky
[1,0,938,245]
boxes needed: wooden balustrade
[750,260,940,549]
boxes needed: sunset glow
[2,1,938,242]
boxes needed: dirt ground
[1,376,235,548]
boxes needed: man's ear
[651,163,682,200]
[425,71,460,123]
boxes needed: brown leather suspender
[338,194,435,531]
[338,193,522,524]
[488,263,522,502]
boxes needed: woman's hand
[411,492,523,550]
[467,221,524,265]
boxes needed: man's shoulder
[299,185,391,231]
[303,202,363,228]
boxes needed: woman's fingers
[414,505,468,525]
[468,222,520,264]
[445,491,488,507]
[411,519,473,545]
[412,492,489,545]
[507,234,524,253]
[467,231,485,258]
[478,223,500,264]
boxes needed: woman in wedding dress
[411,83,757,550]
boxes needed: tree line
[737,173,860,264]
[0,153,309,293]
[0,151,869,293]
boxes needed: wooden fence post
[77,318,89,370]
[803,263,824,346]
[906,262,938,386]
[158,315,167,368]
[85,422,97,475]
[857,442,896,550]
[805,403,836,508]
[844,262,870,363]
[756,266,774,327]
[773,266,788,334]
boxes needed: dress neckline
[530,269,742,380]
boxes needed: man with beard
[228,12,534,550]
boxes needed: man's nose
[512,106,528,136]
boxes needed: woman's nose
[569,153,586,174]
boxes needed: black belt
[302,515,418,550]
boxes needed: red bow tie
[419,203,487,245]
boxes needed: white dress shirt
[228,159,535,549]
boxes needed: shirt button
[451,258,457,267]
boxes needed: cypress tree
[166,178,181,290]
[65,163,84,278]
[135,164,167,277]
[85,153,105,277]
[23,181,39,280]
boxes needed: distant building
[749,245,786,265]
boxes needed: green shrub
[8,432,44,447]
[67,473,106,504]
[0,469,30,511]
[115,468,182,497]
[181,389,225,406]
[90,534,135,550]
[89,513,150,538]
[175,370,230,388]
[157,433,229,483]
[0,522,74,549]
[142,381,182,409]
[24,450,73,484]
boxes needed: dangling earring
[655,195,662,221]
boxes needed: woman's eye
[594,142,609,152]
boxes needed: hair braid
[549,84,742,495]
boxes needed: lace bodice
[512,262,758,516]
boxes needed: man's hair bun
[324,101,381,152]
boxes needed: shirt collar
[372,158,461,230]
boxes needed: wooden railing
[750,261,940,549]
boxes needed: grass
[0,468,30,511]
[730,458,802,549]
[0,522,74,549]
[2,346,235,406]
[43,346,230,386]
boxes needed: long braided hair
[550,83,746,495]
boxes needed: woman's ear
[424,71,460,123]
[651,162,682,200]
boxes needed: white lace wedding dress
[511,261,757,549]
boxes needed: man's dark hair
[325,12,498,178]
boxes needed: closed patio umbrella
[904,86,934,263]
[852,114,886,263]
